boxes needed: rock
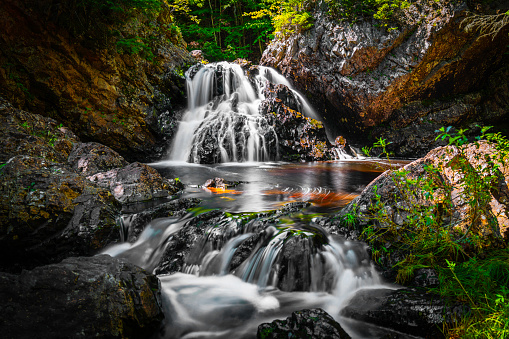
[87,162,181,204]
[0,255,164,338]
[260,83,346,161]
[154,209,225,274]
[0,97,80,163]
[261,1,509,156]
[339,140,509,281]
[0,0,194,162]
[121,198,201,243]
[341,288,468,338]
[0,156,121,272]
[204,177,229,189]
[191,49,203,60]
[67,142,129,176]
[257,308,351,339]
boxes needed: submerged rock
[257,308,351,339]
[0,255,164,338]
[0,156,120,272]
[342,288,468,338]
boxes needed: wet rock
[260,83,340,161]
[87,162,182,204]
[204,177,229,189]
[0,97,79,163]
[0,255,164,338]
[154,209,225,274]
[0,156,120,272]
[342,288,468,338]
[203,177,242,189]
[121,198,201,243]
[261,1,509,156]
[67,142,129,176]
[257,308,351,339]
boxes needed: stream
[103,63,410,338]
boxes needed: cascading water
[103,210,386,338]
[169,62,319,163]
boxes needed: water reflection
[151,159,408,213]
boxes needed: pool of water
[151,159,408,214]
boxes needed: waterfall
[169,62,319,163]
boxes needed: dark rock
[257,308,351,339]
[260,83,341,161]
[261,1,509,156]
[0,156,120,272]
[154,209,225,274]
[121,198,201,243]
[341,288,468,338]
[0,255,164,338]
[67,142,128,176]
[87,162,182,204]
[0,97,80,163]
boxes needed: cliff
[261,0,509,157]
[0,0,194,161]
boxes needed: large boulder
[338,140,509,281]
[0,156,121,271]
[87,162,182,204]
[261,0,509,156]
[257,308,351,339]
[0,255,164,338]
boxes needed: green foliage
[170,0,313,61]
[358,126,509,337]
[325,0,411,30]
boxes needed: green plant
[357,126,509,336]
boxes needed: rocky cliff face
[0,0,194,161]
[261,0,509,157]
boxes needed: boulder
[338,141,509,281]
[341,288,468,338]
[261,1,509,157]
[0,255,164,338]
[0,156,120,272]
[67,142,129,176]
[257,308,351,339]
[87,162,182,204]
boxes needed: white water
[169,62,319,163]
[103,213,386,338]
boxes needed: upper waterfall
[169,62,319,163]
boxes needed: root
[460,11,509,40]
